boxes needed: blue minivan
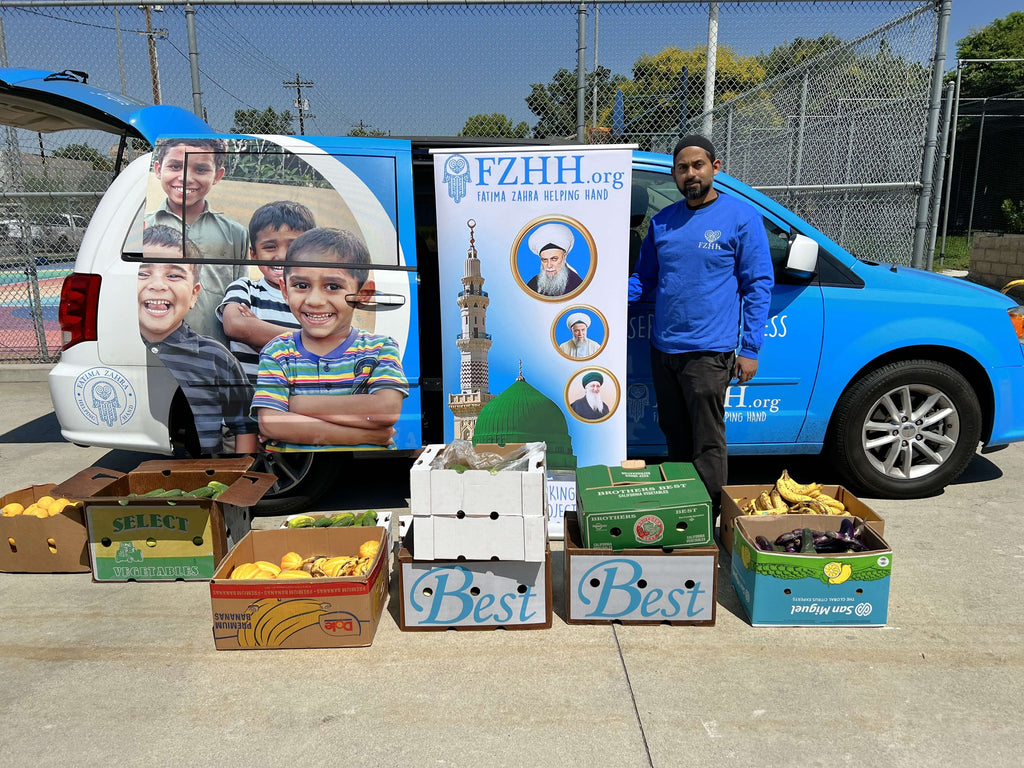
[5,68,1022,511]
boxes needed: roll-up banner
[433,146,633,537]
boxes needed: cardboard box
[210,527,389,650]
[563,512,717,625]
[720,484,886,555]
[54,459,276,582]
[409,443,548,562]
[397,526,552,630]
[575,462,712,550]
[730,514,892,627]
[0,483,92,573]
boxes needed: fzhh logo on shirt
[699,229,723,250]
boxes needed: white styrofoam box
[410,443,547,519]
[412,513,548,562]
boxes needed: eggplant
[755,535,773,551]
[839,517,855,538]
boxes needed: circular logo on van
[73,367,136,427]
[634,514,664,544]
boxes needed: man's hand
[734,355,758,384]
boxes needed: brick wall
[969,232,1024,291]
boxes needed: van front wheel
[250,451,340,516]
[828,360,982,498]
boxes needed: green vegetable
[185,485,218,498]
[159,488,184,497]
[140,488,167,497]
[356,510,378,526]
[314,515,334,527]
[799,527,816,554]
[206,481,230,499]
[285,515,315,529]
[329,513,355,527]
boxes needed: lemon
[36,495,56,510]
[49,498,74,516]
[827,563,853,585]
[823,561,842,579]
[1,502,24,517]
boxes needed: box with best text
[730,514,892,627]
[563,512,716,625]
[54,459,275,582]
[720,484,886,555]
[575,462,712,550]
[409,443,548,562]
[210,527,389,650]
[397,523,551,631]
[0,483,92,573]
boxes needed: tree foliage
[460,113,530,138]
[51,143,112,171]
[525,66,629,139]
[348,122,390,137]
[954,12,1024,98]
[230,106,294,135]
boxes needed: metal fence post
[701,2,719,138]
[185,4,204,119]
[910,0,951,269]
[927,80,955,270]
[577,3,587,144]
[966,101,987,245]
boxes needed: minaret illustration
[449,219,495,440]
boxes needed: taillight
[58,273,101,350]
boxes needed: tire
[827,360,982,498]
[249,451,343,516]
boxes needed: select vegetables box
[54,459,275,582]
[575,462,712,550]
[730,514,892,627]
[210,527,389,650]
[563,512,717,626]
[720,484,886,555]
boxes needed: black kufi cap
[673,134,717,162]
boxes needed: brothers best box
[0,483,91,573]
[54,458,275,582]
[575,462,712,550]
[409,443,547,562]
[730,514,892,627]
[210,527,389,650]
[563,512,717,625]
[721,483,886,555]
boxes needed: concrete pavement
[0,379,1021,768]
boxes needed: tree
[614,46,765,144]
[52,143,112,172]
[348,121,390,137]
[460,113,529,138]
[756,34,844,74]
[955,12,1024,98]
[525,66,629,139]
[230,106,294,134]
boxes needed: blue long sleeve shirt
[628,192,774,359]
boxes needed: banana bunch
[737,470,849,517]
[228,540,381,580]
[238,598,330,648]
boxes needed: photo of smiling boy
[218,200,315,383]
[139,225,258,455]
[145,137,249,347]
[251,227,408,451]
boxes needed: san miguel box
[575,461,712,550]
[53,459,276,582]
[563,512,717,626]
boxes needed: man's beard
[586,391,604,412]
[683,178,712,200]
[536,266,569,296]
[570,336,590,356]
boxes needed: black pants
[650,346,734,517]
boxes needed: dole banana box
[730,514,892,627]
[720,484,886,556]
[563,512,717,625]
[54,459,276,582]
[575,462,712,550]
[409,443,548,562]
[210,527,389,650]
[0,482,94,573]
[397,527,552,631]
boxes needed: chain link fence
[0,0,943,361]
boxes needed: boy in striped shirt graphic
[218,200,314,384]
[251,227,407,451]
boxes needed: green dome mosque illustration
[472,369,577,472]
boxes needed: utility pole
[139,5,167,105]
[284,74,315,135]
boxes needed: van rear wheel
[250,451,341,516]
[828,360,981,498]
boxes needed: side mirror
[785,233,819,276]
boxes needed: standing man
[628,135,773,519]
